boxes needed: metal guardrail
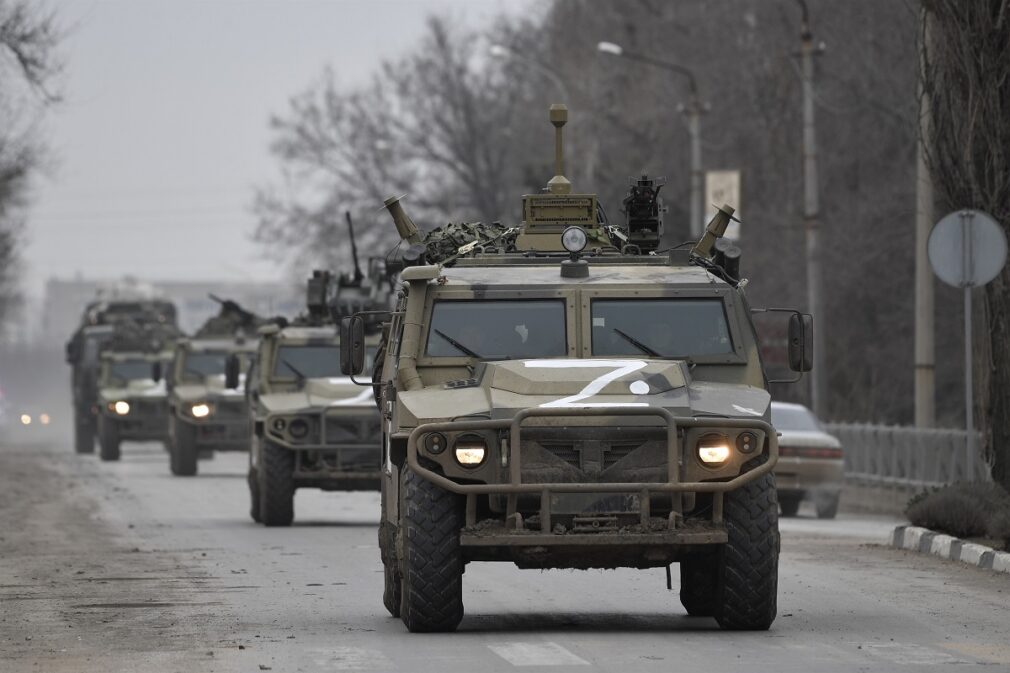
[825,422,990,488]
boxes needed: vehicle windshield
[107,360,154,384]
[771,404,824,432]
[591,299,733,358]
[425,300,567,359]
[273,344,378,380]
[181,352,229,379]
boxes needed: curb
[890,525,1010,574]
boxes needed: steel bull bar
[406,407,778,531]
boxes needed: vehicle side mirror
[340,315,366,375]
[788,313,814,372]
[224,354,241,389]
[151,361,163,383]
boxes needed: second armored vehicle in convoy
[166,297,261,476]
[246,262,391,526]
[65,284,178,454]
[342,105,812,632]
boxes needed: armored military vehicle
[65,288,179,454]
[246,255,392,525]
[95,326,177,461]
[166,297,262,476]
[342,105,812,632]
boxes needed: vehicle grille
[324,416,381,444]
[214,399,247,418]
[521,427,668,483]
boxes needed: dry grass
[906,482,1010,551]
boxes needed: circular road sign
[928,209,1007,288]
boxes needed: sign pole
[961,211,975,479]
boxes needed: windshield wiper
[434,329,482,359]
[613,328,662,357]
[281,358,308,383]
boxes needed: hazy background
[25,0,528,310]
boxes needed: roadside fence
[824,422,990,489]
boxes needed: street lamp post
[793,1,827,419]
[598,41,707,239]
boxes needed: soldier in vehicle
[342,105,812,632]
[245,255,392,526]
[165,297,263,476]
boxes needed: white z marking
[524,359,649,408]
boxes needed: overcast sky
[25,0,527,302]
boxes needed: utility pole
[598,41,706,238]
[914,10,936,427]
[796,1,826,418]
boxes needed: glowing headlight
[191,403,211,418]
[454,435,487,467]
[697,434,731,465]
[20,414,31,425]
[561,226,588,253]
[39,413,51,425]
[113,401,131,416]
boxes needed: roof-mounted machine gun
[620,174,666,253]
[196,295,264,339]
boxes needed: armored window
[108,360,155,384]
[426,300,567,360]
[591,299,733,358]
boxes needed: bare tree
[0,0,61,334]
[921,0,1010,488]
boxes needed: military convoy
[246,259,392,526]
[340,105,812,632]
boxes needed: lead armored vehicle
[166,298,261,476]
[246,261,392,526]
[65,288,178,454]
[342,105,812,632]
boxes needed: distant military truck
[96,347,174,461]
[342,106,812,632]
[65,294,179,454]
[166,335,257,476]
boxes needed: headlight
[272,418,287,432]
[454,435,487,467]
[191,403,211,418]
[288,418,309,439]
[20,414,31,425]
[113,401,131,416]
[697,433,731,466]
[39,413,51,425]
[736,431,758,454]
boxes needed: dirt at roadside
[0,443,233,673]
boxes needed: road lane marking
[488,642,590,666]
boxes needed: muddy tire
[715,471,779,631]
[259,441,294,527]
[679,557,718,617]
[779,493,801,518]
[74,417,95,454]
[247,467,262,523]
[815,491,840,520]
[170,418,198,477]
[98,417,120,462]
[399,466,464,633]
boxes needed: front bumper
[177,415,250,450]
[103,400,168,441]
[266,412,382,488]
[406,406,777,543]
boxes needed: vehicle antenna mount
[547,104,571,195]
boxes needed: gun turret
[197,295,263,338]
[622,174,666,252]
[306,270,332,324]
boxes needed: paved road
[2,440,1009,672]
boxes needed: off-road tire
[247,467,262,523]
[383,562,402,618]
[74,418,95,454]
[779,493,802,518]
[259,441,294,526]
[170,418,198,476]
[715,471,779,631]
[399,466,464,632]
[379,494,401,617]
[815,491,840,520]
[679,556,718,617]
[98,417,121,461]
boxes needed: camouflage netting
[421,222,518,265]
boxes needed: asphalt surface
[2,439,1010,673]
